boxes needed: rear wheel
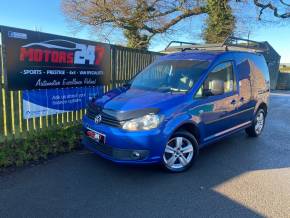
[245,108,266,137]
[162,131,199,172]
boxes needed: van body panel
[82,50,270,164]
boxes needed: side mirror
[123,82,131,88]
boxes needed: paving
[0,93,290,218]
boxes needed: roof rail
[164,41,197,50]
[223,36,266,49]
[164,36,268,53]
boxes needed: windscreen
[131,60,210,93]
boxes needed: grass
[280,66,290,73]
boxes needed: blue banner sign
[23,87,103,119]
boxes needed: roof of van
[159,50,258,62]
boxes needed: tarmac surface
[0,93,290,218]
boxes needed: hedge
[0,125,82,168]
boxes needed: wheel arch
[257,102,268,116]
[171,122,201,144]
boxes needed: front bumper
[82,115,168,164]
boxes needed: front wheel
[162,131,199,172]
[245,108,266,137]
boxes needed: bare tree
[252,0,290,19]
[62,0,208,49]
[62,0,290,49]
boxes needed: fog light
[132,151,141,159]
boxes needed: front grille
[86,102,101,120]
[101,113,122,127]
[83,136,149,161]
[86,102,122,127]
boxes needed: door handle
[231,99,236,105]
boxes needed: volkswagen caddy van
[82,50,270,172]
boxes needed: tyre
[162,130,199,172]
[245,108,266,137]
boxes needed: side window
[195,61,236,97]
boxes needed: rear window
[249,56,270,89]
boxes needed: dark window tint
[249,57,270,89]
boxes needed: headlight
[122,114,162,131]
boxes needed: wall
[276,72,290,90]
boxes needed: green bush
[0,125,82,168]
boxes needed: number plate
[85,128,106,144]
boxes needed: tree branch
[143,5,207,33]
[280,0,290,7]
[253,0,290,19]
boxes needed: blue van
[82,49,270,172]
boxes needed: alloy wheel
[163,136,194,170]
[255,111,264,135]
